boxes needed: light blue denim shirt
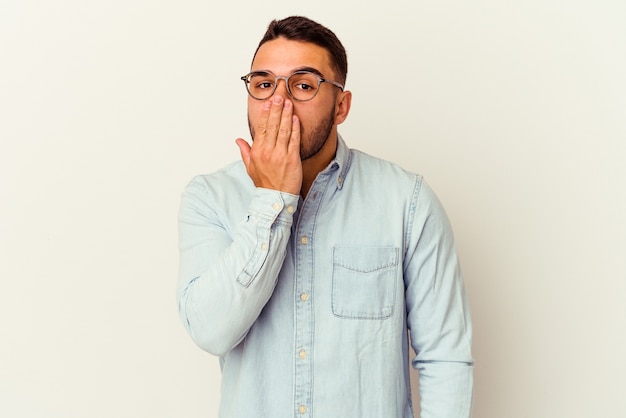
[177,136,473,418]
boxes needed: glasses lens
[288,72,320,101]
[246,73,275,100]
[244,71,321,101]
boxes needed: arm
[178,95,302,356]
[404,177,474,418]
[177,182,298,356]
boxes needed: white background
[1,1,625,417]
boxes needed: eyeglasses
[241,70,344,102]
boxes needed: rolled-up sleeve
[177,178,299,356]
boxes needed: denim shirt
[177,136,473,418]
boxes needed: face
[247,38,345,161]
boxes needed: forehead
[251,38,333,76]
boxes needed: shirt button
[298,405,307,414]
[300,236,308,245]
[272,202,281,211]
[287,205,295,214]
[261,243,267,251]
[300,292,309,302]
[299,350,307,359]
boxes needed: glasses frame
[240,70,344,102]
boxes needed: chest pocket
[331,246,399,319]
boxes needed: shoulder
[345,147,447,214]
[180,161,255,217]
[184,161,252,195]
[347,148,424,191]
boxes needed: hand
[236,95,302,195]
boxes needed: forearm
[177,183,298,356]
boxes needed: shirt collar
[329,133,352,191]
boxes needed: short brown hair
[253,16,348,85]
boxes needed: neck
[300,134,338,199]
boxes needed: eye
[248,73,274,91]
[255,80,274,90]
[290,73,318,92]
[294,82,314,91]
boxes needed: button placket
[293,179,328,417]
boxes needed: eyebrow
[250,66,326,79]
[293,66,325,78]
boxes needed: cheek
[247,102,263,125]
[248,100,262,116]
[296,103,334,129]
[292,105,314,129]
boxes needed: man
[177,16,473,418]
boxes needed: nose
[273,76,290,98]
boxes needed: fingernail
[284,99,292,108]
[263,100,271,110]
[273,95,283,104]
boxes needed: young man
[178,16,473,418]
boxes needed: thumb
[235,138,251,167]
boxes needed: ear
[334,90,352,125]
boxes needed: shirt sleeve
[404,176,474,418]
[177,177,299,356]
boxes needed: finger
[262,94,285,145]
[252,99,272,145]
[235,138,251,167]
[276,98,293,149]
[288,114,300,155]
